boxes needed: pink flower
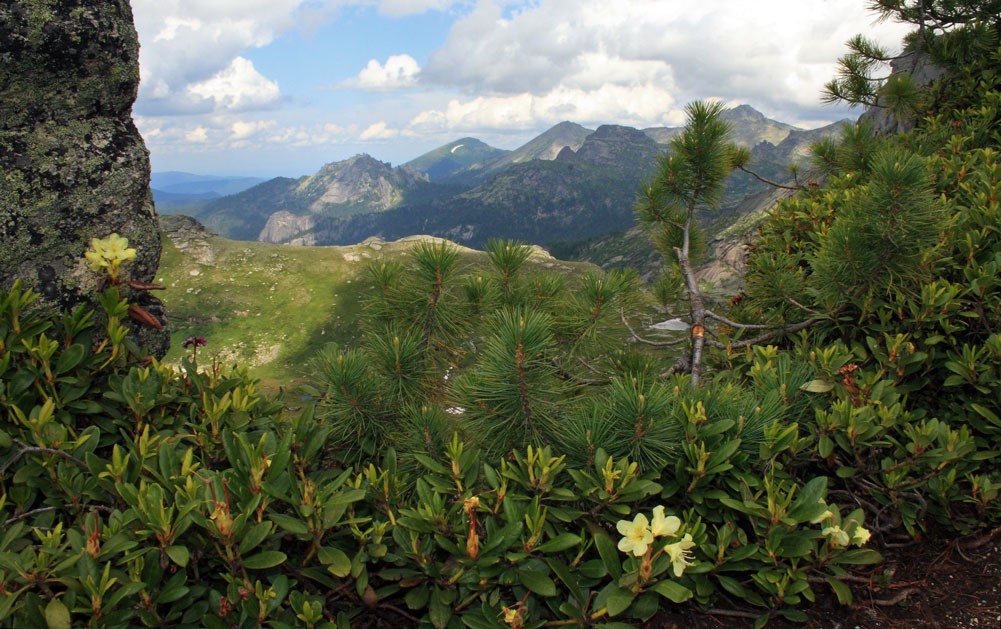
[183,336,208,348]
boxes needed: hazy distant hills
[151,172,265,210]
[176,105,847,252]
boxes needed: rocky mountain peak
[294,153,423,214]
[568,124,661,168]
[724,104,767,122]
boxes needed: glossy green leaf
[166,545,189,567]
[833,548,882,564]
[801,378,834,393]
[605,587,635,617]
[243,551,287,570]
[826,576,853,604]
[536,533,580,553]
[270,513,309,535]
[318,546,352,578]
[518,569,556,597]
[651,579,693,603]
[593,530,622,579]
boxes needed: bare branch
[705,309,784,330]
[620,307,688,347]
[551,359,605,386]
[705,316,825,350]
[785,296,824,316]
[3,504,115,527]
[707,608,763,620]
[736,165,803,191]
[2,506,59,526]
[1,441,87,476]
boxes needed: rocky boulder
[0,0,169,357]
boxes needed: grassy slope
[156,227,595,390]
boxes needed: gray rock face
[258,211,319,245]
[0,0,169,357]
[860,50,948,135]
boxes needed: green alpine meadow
[1,1,1000,627]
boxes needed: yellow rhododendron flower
[84,233,137,279]
[650,506,681,538]
[822,525,850,547]
[664,533,696,577]
[616,513,653,556]
[85,249,108,271]
[852,526,871,546]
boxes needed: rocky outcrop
[565,125,661,170]
[695,187,799,293]
[0,0,169,357]
[860,49,947,135]
[159,215,218,265]
[258,211,318,245]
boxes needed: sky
[130,0,913,178]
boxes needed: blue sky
[131,0,912,178]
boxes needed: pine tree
[634,100,737,386]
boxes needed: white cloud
[185,126,209,143]
[187,57,283,112]
[231,119,277,139]
[420,0,913,124]
[131,0,463,115]
[138,113,355,156]
[377,0,463,17]
[407,82,680,133]
[341,54,421,91]
[132,0,306,115]
[359,121,400,140]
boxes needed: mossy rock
[0,0,168,357]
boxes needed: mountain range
[168,105,846,252]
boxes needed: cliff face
[258,211,319,245]
[295,154,427,215]
[0,0,169,356]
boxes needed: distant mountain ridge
[191,154,430,242]
[260,125,657,248]
[184,105,847,253]
[440,121,594,185]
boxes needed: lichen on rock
[0,0,169,357]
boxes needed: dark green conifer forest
[1,1,999,626]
